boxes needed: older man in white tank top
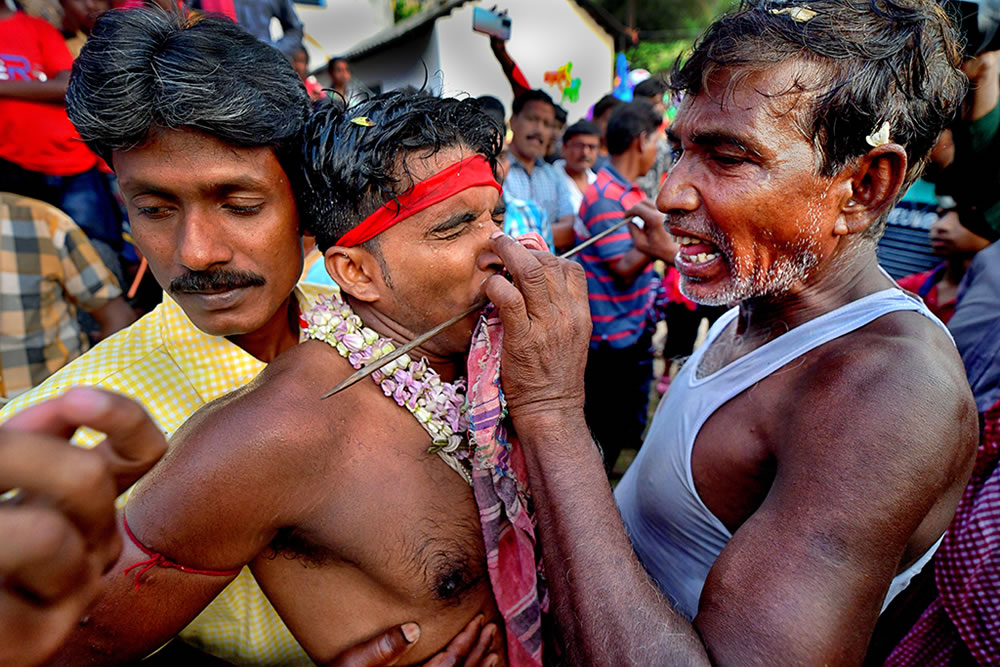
[476,0,982,664]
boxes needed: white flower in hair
[866,121,891,147]
[769,6,817,21]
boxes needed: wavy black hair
[295,91,504,253]
[671,0,967,238]
[606,101,662,156]
[66,9,310,186]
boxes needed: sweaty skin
[48,149,509,665]
[484,60,979,666]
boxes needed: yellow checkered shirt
[0,282,335,665]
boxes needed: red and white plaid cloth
[465,233,549,666]
[886,397,1000,665]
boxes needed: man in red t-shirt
[0,5,128,285]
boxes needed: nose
[656,156,699,215]
[174,207,233,272]
[476,223,505,275]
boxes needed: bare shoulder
[780,308,977,483]
[126,340,367,563]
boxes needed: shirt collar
[160,283,328,403]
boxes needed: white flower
[341,332,365,352]
[866,121,891,148]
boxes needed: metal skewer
[321,216,638,399]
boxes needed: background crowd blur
[2,0,999,472]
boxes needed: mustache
[169,269,266,294]
[665,214,732,252]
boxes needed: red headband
[335,155,502,247]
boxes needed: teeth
[689,252,719,264]
[671,234,702,246]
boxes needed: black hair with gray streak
[671,0,967,238]
[66,9,310,182]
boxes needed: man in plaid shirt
[0,192,134,399]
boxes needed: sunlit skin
[328,146,505,372]
[475,57,979,666]
[113,129,304,362]
[660,62,855,309]
[52,145,509,665]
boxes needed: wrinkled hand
[625,201,677,263]
[0,388,166,666]
[485,232,591,421]
[326,615,499,667]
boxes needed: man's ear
[323,246,383,303]
[835,144,907,237]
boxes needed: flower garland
[299,290,471,482]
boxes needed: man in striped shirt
[574,100,674,473]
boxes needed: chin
[188,311,261,338]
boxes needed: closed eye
[223,203,264,216]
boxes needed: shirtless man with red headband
[46,85,535,664]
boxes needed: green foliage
[595,0,733,33]
[625,40,691,75]
[393,0,423,23]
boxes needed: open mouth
[672,233,722,265]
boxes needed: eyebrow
[673,128,765,159]
[122,176,272,200]
[492,201,506,218]
[428,210,477,235]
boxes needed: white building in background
[292,0,393,69]
[303,0,626,123]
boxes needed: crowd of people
[1,0,1000,664]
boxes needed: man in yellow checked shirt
[0,8,492,666]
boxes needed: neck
[734,246,890,339]
[347,296,465,382]
[564,164,589,192]
[944,256,971,285]
[609,152,643,184]
[227,295,300,363]
[510,145,536,175]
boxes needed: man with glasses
[553,120,601,238]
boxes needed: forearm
[552,217,574,252]
[516,412,709,665]
[610,248,652,286]
[47,512,233,664]
[0,77,68,103]
[490,40,529,99]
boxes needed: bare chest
[251,405,499,662]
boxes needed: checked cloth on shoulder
[887,397,1000,664]
[466,232,550,666]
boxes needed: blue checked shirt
[501,190,552,250]
[503,157,575,242]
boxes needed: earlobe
[324,247,381,302]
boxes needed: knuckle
[27,510,85,564]
[67,453,113,498]
[519,263,547,286]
